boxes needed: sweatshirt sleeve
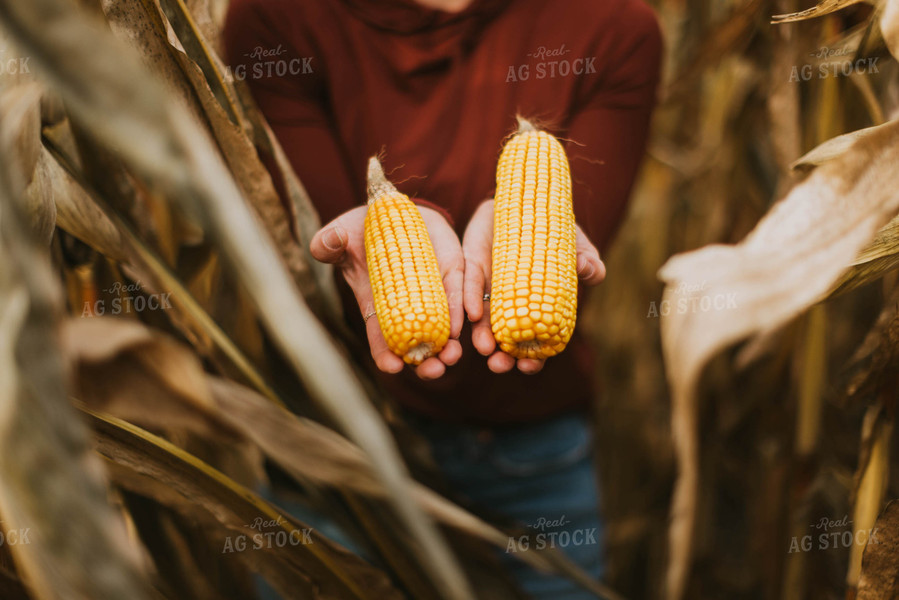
[223,0,361,225]
[564,0,663,253]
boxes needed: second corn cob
[490,118,578,360]
[364,157,450,365]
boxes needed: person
[224,0,661,597]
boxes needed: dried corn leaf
[69,124,188,266]
[202,382,623,599]
[882,0,899,57]
[156,0,243,127]
[857,500,899,599]
[845,282,899,400]
[214,375,625,599]
[104,0,328,314]
[32,146,128,260]
[772,0,899,64]
[795,306,827,455]
[768,0,803,177]
[772,0,872,24]
[849,408,893,589]
[851,67,886,125]
[339,493,451,600]
[155,9,310,270]
[659,119,899,600]
[664,0,763,102]
[792,120,897,169]
[63,315,616,598]
[0,83,153,600]
[172,0,338,318]
[42,139,281,403]
[0,1,472,594]
[0,45,39,173]
[0,82,52,243]
[98,0,214,257]
[174,246,269,370]
[254,115,342,324]
[830,214,899,296]
[84,408,403,600]
[45,130,271,392]
[206,382,625,599]
[0,561,29,600]
[62,317,242,441]
[793,128,899,295]
[155,0,337,314]
[182,0,223,53]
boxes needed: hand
[462,199,606,374]
[310,205,464,380]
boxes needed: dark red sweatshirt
[224,0,662,425]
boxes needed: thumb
[310,225,348,264]
[576,252,606,285]
[574,224,606,286]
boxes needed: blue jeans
[259,412,604,599]
[413,411,604,599]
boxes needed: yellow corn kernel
[364,157,450,365]
[490,118,577,359]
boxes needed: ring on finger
[482,293,490,301]
[363,310,377,323]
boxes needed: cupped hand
[461,199,606,375]
[310,205,464,380]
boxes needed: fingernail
[577,255,594,279]
[323,227,345,251]
[577,255,587,273]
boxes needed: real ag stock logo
[0,38,30,75]
[646,280,738,318]
[789,45,880,82]
[0,521,31,547]
[80,280,173,317]
[506,44,597,83]
[505,514,598,553]
[226,45,313,81]
[788,515,881,553]
[222,515,313,554]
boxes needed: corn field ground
[0,0,898,599]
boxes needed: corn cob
[364,157,450,365]
[490,117,577,359]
